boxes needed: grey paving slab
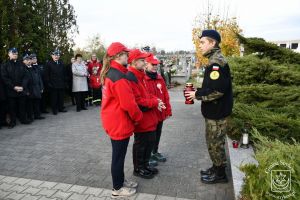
[20,194,41,200]
[0,88,233,199]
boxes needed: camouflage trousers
[205,118,227,167]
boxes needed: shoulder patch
[106,68,126,83]
[210,71,220,80]
[126,71,138,83]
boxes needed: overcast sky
[69,0,300,51]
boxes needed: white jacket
[72,62,88,92]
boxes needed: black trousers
[40,87,49,112]
[74,92,86,111]
[92,88,102,104]
[50,88,64,113]
[26,98,41,120]
[133,131,156,170]
[111,137,130,190]
[8,96,27,124]
[0,100,6,127]
[153,121,164,154]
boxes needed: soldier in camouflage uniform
[185,30,233,184]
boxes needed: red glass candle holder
[183,83,195,104]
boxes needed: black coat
[1,60,29,97]
[0,65,6,101]
[44,60,66,89]
[25,65,44,99]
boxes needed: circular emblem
[210,71,220,80]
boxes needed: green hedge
[228,103,300,142]
[240,129,300,200]
[229,56,300,86]
[227,55,300,143]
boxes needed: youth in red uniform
[127,49,165,179]
[145,54,172,163]
[100,42,141,198]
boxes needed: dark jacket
[25,65,44,99]
[196,63,233,120]
[0,64,6,101]
[1,60,29,97]
[44,60,66,89]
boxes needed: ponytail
[100,53,113,85]
[100,51,127,85]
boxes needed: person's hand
[14,86,23,92]
[185,91,196,100]
[158,101,166,112]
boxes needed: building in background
[272,40,300,53]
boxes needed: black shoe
[8,123,16,129]
[53,111,58,115]
[59,109,67,113]
[201,166,228,184]
[200,165,216,176]
[42,110,49,114]
[81,107,88,110]
[35,116,45,120]
[133,168,154,179]
[145,166,159,175]
[20,120,31,125]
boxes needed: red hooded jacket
[101,61,143,140]
[145,72,172,122]
[87,60,102,89]
[127,66,159,133]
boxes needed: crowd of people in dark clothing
[0,48,103,129]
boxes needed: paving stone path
[0,88,233,200]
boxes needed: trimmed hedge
[240,129,300,200]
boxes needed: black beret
[200,30,221,43]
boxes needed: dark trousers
[133,131,156,170]
[26,98,41,120]
[153,121,163,153]
[92,88,102,105]
[8,96,27,124]
[111,137,130,190]
[50,88,64,113]
[85,89,93,106]
[40,87,49,112]
[0,100,6,127]
[74,92,86,111]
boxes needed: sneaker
[152,152,167,162]
[149,158,158,167]
[123,179,138,188]
[111,187,136,199]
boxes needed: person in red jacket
[87,54,102,106]
[145,54,172,163]
[100,42,142,198]
[127,49,166,179]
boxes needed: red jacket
[145,72,172,122]
[127,66,159,133]
[101,61,143,140]
[87,60,102,88]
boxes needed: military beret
[200,30,221,43]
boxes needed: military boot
[200,165,216,176]
[201,165,228,184]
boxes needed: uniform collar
[110,60,127,73]
[128,66,145,80]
